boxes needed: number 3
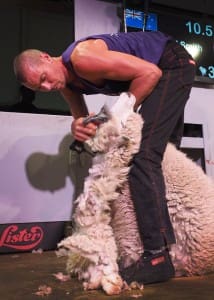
[208,66,214,78]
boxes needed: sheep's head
[86,93,137,153]
[86,110,120,153]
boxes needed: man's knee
[133,148,163,168]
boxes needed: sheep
[58,93,214,295]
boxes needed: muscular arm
[71,39,162,110]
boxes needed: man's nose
[40,81,52,91]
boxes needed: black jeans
[128,41,196,250]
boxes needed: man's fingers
[74,132,91,142]
[71,116,97,142]
[74,124,97,141]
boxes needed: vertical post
[143,0,150,31]
[122,0,127,32]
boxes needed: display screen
[158,13,214,83]
[124,9,214,84]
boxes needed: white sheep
[58,93,214,295]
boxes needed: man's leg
[120,52,195,284]
[129,72,186,249]
[130,56,196,250]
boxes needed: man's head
[13,49,67,92]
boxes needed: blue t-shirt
[62,31,172,95]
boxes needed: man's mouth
[53,83,61,90]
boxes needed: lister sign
[0,222,65,253]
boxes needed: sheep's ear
[118,135,130,148]
[102,104,112,119]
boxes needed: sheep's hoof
[101,274,123,295]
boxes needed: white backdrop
[184,88,214,177]
[0,112,74,223]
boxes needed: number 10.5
[186,21,213,37]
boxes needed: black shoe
[119,250,175,285]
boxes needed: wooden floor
[0,251,213,300]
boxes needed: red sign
[0,225,44,250]
[151,256,165,266]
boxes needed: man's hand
[71,115,98,142]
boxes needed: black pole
[143,0,150,31]
[122,0,127,32]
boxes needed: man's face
[23,54,66,92]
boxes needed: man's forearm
[69,93,89,119]
[60,89,89,118]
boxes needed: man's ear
[40,52,53,63]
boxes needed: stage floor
[0,251,213,300]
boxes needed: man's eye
[41,74,46,82]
